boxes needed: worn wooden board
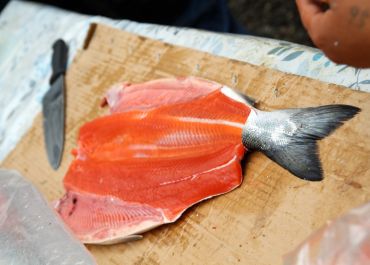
[2,23,370,265]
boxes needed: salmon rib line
[159,155,238,186]
[178,117,244,129]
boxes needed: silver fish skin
[242,105,360,181]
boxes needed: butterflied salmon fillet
[56,77,251,244]
[57,76,360,244]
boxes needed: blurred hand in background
[296,0,370,68]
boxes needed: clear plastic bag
[0,169,96,265]
[284,202,370,265]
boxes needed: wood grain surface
[2,24,370,265]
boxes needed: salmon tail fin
[242,105,361,181]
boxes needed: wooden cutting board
[2,23,370,265]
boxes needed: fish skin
[56,77,360,244]
[242,104,360,180]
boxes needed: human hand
[296,0,370,68]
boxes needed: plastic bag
[0,169,96,265]
[284,202,370,265]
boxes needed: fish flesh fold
[56,77,360,244]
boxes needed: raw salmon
[56,77,360,244]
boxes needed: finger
[296,0,325,30]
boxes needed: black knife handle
[50,39,68,84]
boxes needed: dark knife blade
[42,39,68,170]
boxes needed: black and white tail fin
[242,105,360,181]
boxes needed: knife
[42,39,68,170]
